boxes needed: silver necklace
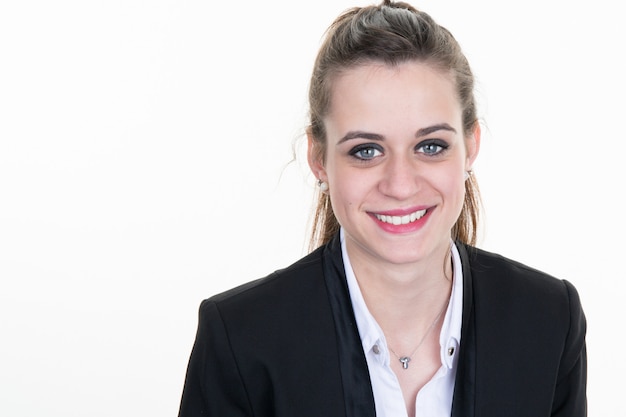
[388,299,449,370]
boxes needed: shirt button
[448,347,455,356]
[372,345,380,354]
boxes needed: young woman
[178,2,587,416]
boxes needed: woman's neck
[346,239,453,335]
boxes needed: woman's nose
[378,156,421,200]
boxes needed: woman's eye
[417,140,448,156]
[350,145,383,160]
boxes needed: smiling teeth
[375,209,427,225]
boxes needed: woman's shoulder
[194,245,339,352]
[198,245,330,321]
[463,244,574,292]
[460,243,584,321]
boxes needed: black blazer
[178,234,586,416]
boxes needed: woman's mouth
[373,208,428,225]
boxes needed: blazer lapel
[322,234,377,417]
[451,243,477,417]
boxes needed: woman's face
[309,61,480,267]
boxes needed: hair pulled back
[308,0,481,250]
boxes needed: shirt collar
[441,242,463,368]
[341,228,463,369]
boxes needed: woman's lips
[369,207,433,233]
[373,208,427,225]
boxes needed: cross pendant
[399,357,411,369]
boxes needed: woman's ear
[465,122,481,171]
[307,132,327,181]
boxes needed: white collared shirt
[341,229,463,417]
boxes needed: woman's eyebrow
[416,123,456,137]
[337,131,384,144]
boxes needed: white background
[1,0,623,415]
